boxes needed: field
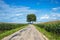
[0,23,27,40]
[0,20,60,40]
[35,20,60,40]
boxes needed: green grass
[34,20,60,40]
[35,25,60,40]
[0,25,27,40]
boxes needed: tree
[27,14,36,24]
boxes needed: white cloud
[40,14,49,19]
[39,13,60,21]
[0,0,60,23]
[52,7,60,11]
[0,0,38,14]
[0,0,39,23]
[15,14,23,16]
[51,7,60,20]
[52,8,57,11]
[52,13,60,17]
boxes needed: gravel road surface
[2,25,48,40]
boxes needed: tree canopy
[27,14,36,23]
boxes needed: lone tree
[27,14,36,24]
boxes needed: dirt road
[2,25,48,40]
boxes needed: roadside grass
[35,25,60,40]
[0,25,27,40]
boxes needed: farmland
[0,23,27,40]
[35,20,60,40]
[0,20,60,40]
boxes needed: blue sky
[0,0,60,23]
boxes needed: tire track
[2,25,48,40]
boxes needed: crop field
[0,23,27,40]
[35,20,60,40]
[0,23,27,30]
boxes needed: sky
[0,0,60,23]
